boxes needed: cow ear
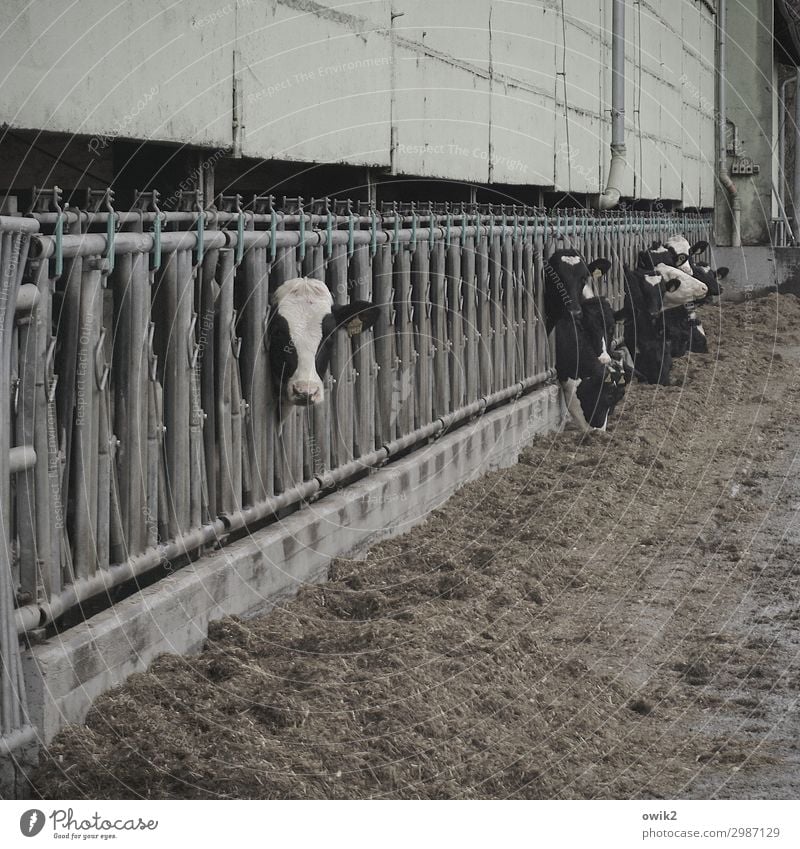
[715,266,729,280]
[588,258,612,278]
[689,240,708,255]
[331,301,380,336]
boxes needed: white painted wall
[0,0,717,205]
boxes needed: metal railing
[0,193,711,759]
[1,215,40,760]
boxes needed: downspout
[596,0,626,209]
[718,0,741,246]
[793,66,800,237]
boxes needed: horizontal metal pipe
[0,216,39,233]
[15,370,555,635]
[32,218,692,262]
[31,230,229,259]
[9,445,36,474]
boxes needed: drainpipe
[596,0,627,209]
[717,0,741,246]
[793,67,800,236]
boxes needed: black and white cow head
[268,277,379,407]
[688,261,728,300]
[544,249,612,330]
[665,235,708,273]
[636,245,708,308]
[624,266,676,319]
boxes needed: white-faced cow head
[268,277,379,407]
[636,245,708,308]
[664,235,708,273]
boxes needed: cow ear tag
[592,268,604,279]
[346,316,363,337]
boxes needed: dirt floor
[30,293,800,800]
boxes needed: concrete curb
[22,383,562,746]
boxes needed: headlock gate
[0,193,711,761]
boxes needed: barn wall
[0,0,717,203]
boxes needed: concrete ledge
[22,383,562,745]
[711,245,800,298]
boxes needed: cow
[267,277,379,410]
[573,296,629,430]
[543,250,625,431]
[657,237,727,354]
[636,243,709,360]
[680,261,728,352]
[620,266,680,385]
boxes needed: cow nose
[289,382,322,406]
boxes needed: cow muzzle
[288,381,323,406]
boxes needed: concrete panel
[395,0,489,66]
[239,0,392,166]
[393,47,491,182]
[0,0,233,148]
[23,384,563,745]
[556,116,602,195]
[491,88,555,186]
[489,0,556,186]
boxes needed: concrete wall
[715,0,777,245]
[712,244,800,296]
[0,0,717,204]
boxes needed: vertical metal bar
[350,242,376,459]
[113,252,148,557]
[270,243,296,495]
[157,249,192,537]
[69,261,103,578]
[326,243,354,467]
[501,230,516,388]
[199,248,219,520]
[461,225,479,404]
[239,246,270,504]
[411,238,433,427]
[428,237,450,418]
[189,358,204,529]
[445,239,464,411]
[15,270,43,600]
[522,231,536,378]
[372,244,394,446]
[1,229,31,736]
[475,222,492,397]
[489,226,504,392]
[512,228,525,381]
[215,249,237,514]
[95,383,111,572]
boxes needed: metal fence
[0,194,711,758]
